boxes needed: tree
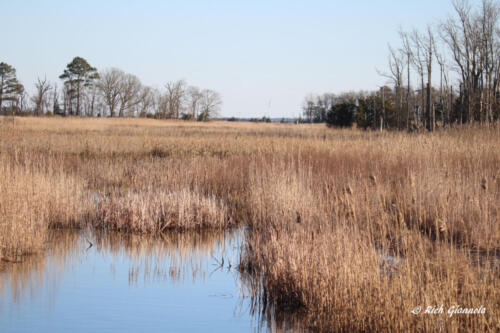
[86,80,99,117]
[356,97,372,129]
[98,68,123,117]
[32,77,51,116]
[198,89,222,121]
[137,86,155,117]
[399,29,413,130]
[411,30,427,128]
[187,86,202,119]
[326,102,356,127]
[59,57,99,116]
[434,42,450,126]
[302,94,315,123]
[52,83,63,116]
[302,94,330,123]
[0,62,23,114]
[441,0,483,123]
[379,44,404,129]
[117,73,141,117]
[420,25,436,131]
[477,0,499,122]
[164,80,186,119]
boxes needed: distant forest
[0,58,222,121]
[303,0,500,131]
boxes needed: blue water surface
[0,230,281,333]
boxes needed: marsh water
[0,229,302,333]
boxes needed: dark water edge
[0,229,305,333]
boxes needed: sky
[1,0,460,118]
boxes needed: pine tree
[0,62,24,113]
[59,57,99,116]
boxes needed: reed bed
[0,116,499,331]
[241,161,499,332]
[93,189,230,232]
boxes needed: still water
[0,230,301,332]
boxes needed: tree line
[0,57,222,120]
[304,0,500,130]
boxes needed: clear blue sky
[2,0,458,118]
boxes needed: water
[0,229,296,333]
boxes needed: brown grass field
[0,116,499,331]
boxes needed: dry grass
[0,150,86,260]
[0,116,499,331]
[93,189,230,232]
[241,161,499,331]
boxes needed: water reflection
[91,230,235,284]
[0,229,305,333]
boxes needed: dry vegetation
[0,116,499,331]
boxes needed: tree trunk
[406,56,410,131]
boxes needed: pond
[0,229,304,332]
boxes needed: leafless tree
[87,82,99,117]
[302,94,316,123]
[187,86,202,118]
[164,80,186,119]
[118,73,141,117]
[51,83,60,115]
[411,29,427,129]
[199,89,222,120]
[32,77,51,116]
[399,29,413,130]
[379,44,405,129]
[442,0,480,122]
[98,68,123,117]
[478,0,500,122]
[435,41,450,126]
[137,86,155,117]
[420,25,436,131]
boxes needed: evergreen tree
[356,98,373,130]
[326,102,356,127]
[0,62,23,113]
[59,57,99,116]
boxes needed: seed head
[481,177,488,191]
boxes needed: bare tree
[98,68,123,117]
[411,29,427,129]
[302,94,315,123]
[51,83,62,115]
[164,80,186,119]
[187,86,202,119]
[421,25,436,131]
[137,86,155,117]
[478,0,500,122]
[32,77,51,116]
[199,89,222,121]
[157,90,169,118]
[441,0,483,123]
[435,41,450,126]
[118,73,141,117]
[379,44,405,129]
[399,29,413,130]
[86,82,99,117]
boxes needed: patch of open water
[0,229,303,333]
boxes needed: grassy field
[0,116,499,331]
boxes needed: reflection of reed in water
[0,230,83,303]
[237,270,308,333]
[91,229,232,284]
[1,228,241,303]
[1,229,239,304]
